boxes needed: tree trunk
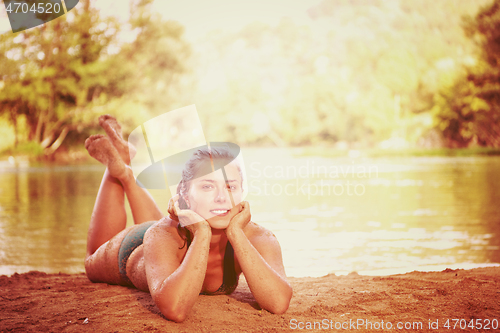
[44,127,69,155]
[34,108,46,144]
[9,107,18,147]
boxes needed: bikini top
[182,227,239,295]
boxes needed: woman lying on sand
[83,115,292,322]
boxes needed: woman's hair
[176,146,243,209]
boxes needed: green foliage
[0,0,119,154]
[3,141,45,156]
[432,0,500,147]
[1,0,497,152]
[0,0,189,156]
[0,114,16,152]
[431,75,492,147]
[190,0,489,147]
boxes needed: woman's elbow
[264,287,293,314]
[154,294,191,323]
[268,302,289,315]
[84,256,99,283]
[157,303,189,323]
[269,297,292,314]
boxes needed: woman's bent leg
[85,167,131,284]
[87,169,127,256]
[84,133,163,285]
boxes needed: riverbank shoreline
[2,145,500,167]
[1,267,499,332]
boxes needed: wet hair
[175,146,243,248]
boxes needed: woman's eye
[202,185,213,189]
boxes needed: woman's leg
[97,115,163,230]
[84,134,132,284]
[84,117,163,284]
[86,167,127,257]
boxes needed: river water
[1,149,499,277]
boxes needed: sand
[1,268,499,332]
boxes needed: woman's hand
[168,194,210,235]
[167,194,180,222]
[226,201,251,236]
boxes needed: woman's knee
[126,246,149,291]
[84,253,101,283]
[84,238,123,284]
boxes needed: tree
[188,0,486,146]
[0,0,119,154]
[434,0,500,147]
[0,0,189,155]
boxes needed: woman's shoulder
[241,222,283,256]
[144,216,186,247]
[154,216,178,228]
[243,222,278,241]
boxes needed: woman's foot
[85,134,129,180]
[99,115,136,164]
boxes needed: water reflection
[247,154,500,277]
[0,153,499,277]
[0,166,102,275]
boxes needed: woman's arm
[143,222,211,322]
[143,196,212,322]
[226,202,293,314]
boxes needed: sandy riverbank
[1,267,499,332]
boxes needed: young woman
[84,115,292,322]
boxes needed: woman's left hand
[226,201,251,235]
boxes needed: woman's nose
[215,187,228,202]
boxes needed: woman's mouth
[210,209,230,216]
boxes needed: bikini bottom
[117,221,155,285]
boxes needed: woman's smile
[210,209,231,216]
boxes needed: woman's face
[185,161,243,229]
